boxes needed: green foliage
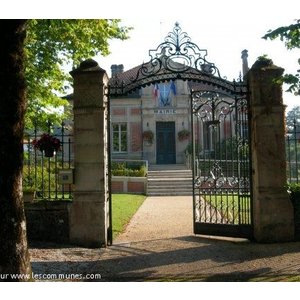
[287,183,300,239]
[257,54,273,65]
[112,168,146,177]
[184,142,202,155]
[111,161,147,177]
[23,163,57,192]
[186,137,248,160]
[218,137,249,160]
[287,183,300,199]
[263,20,300,95]
[263,20,300,50]
[25,19,132,129]
[286,106,300,130]
[205,194,243,224]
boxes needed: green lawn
[112,193,146,239]
[204,193,251,224]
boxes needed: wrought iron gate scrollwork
[142,21,221,76]
[191,89,252,238]
[107,22,253,240]
[109,22,241,97]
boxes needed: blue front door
[156,122,176,164]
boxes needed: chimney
[111,64,124,77]
[241,49,249,78]
[117,64,124,74]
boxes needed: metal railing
[286,119,300,184]
[23,122,74,200]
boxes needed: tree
[0,20,32,281]
[0,19,131,281]
[286,106,300,128]
[263,20,300,95]
[25,19,131,129]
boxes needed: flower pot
[44,148,54,157]
[23,191,35,203]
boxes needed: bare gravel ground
[30,196,300,282]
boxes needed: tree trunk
[0,20,31,281]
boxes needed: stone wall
[111,176,147,194]
[25,201,71,243]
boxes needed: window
[203,121,219,152]
[112,124,127,152]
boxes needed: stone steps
[147,165,193,196]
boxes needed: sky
[2,0,300,111]
[94,13,299,110]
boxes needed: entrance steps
[147,164,193,196]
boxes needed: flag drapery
[153,83,159,99]
[170,80,177,95]
[153,81,176,107]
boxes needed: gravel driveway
[30,196,300,281]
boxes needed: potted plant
[32,133,61,157]
[142,130,154,144]
[178,129,190,141]
[23,186,36,203]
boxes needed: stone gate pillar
[248,59,294,242]
[69,59,109,247]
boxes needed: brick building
[109,63,247,166]
[110,64,193,165]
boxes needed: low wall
[25,201,71,243]
[111,176,147,194]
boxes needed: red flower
[32,134,61,152]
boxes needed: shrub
[287,183,300,204]
[184,142,202,155]
[111,167,146,177]
[23,163,59,194]
[111,161,147,177]
[287,183,300,239]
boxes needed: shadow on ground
[30,235,300,282]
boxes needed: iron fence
[286,119,300,184]
[23,121,74,200]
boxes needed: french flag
[153,83,159,100]
[170,80,177,95]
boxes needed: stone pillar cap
[70,59,106,76]
[251,57,283,70]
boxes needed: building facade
[109,64,248,166]
[110,64,192,165]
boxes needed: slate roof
[109,64,143,84]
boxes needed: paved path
[30,196,300,282]
[114,196,193,243]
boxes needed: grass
[112,193,146,239]
[203,193,251,224]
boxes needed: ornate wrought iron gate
[108,22,253,240]
[191,89,252,238]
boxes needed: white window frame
[112,123,127,153]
